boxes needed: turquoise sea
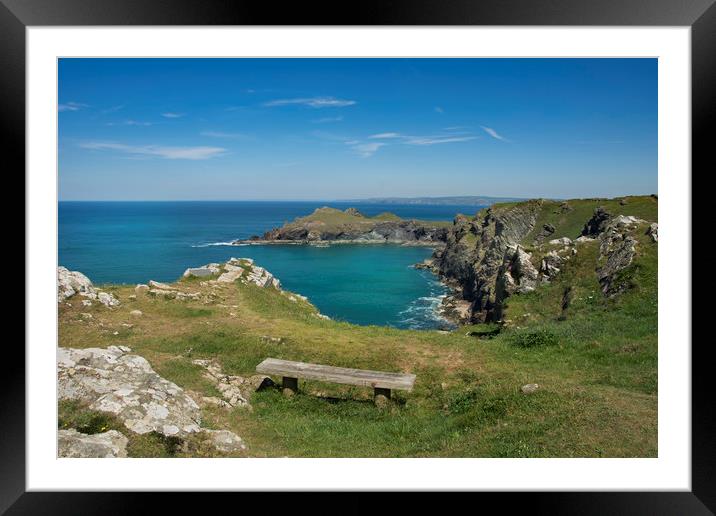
[58,202,483,329]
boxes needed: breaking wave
[191,241,244,248]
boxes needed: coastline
[231,239,446,248]
[413,257,472,326]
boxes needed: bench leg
[374,387,391,406]
[282,376,298,397]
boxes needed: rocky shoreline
[231,206,450,246]
[413,257,473,325]
[233,238,444,248]
[418,197,658,325]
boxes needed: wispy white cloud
[161,112,185,118]
[101,105,125,114]
[481,126,510,142]
[312,116,344,124]
[351,142,386,158]
[405,135,478,146]
[434,106,444,114]
[369,132,403,139]
[264,97,357,108]
[79,142,226,160]
[200,131,245,139]
[369,132,478,146]
[107,120,153,127]
[58,102,88,112]
[316,127,477,158]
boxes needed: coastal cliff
[431,196,658,324]
[234,207,449,245]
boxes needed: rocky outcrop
[598,236,637,296]
[435,201,542,322]
[58,267,119,307]
[58,346,202,437]
[647,223,658,242]
[183,265,220,278]
[594,216,647,296]
[431,197,656,323]
[58,429,128,458]
[235,207,448,245]
[534,223,556,245]
[191,358,274,409]
[58,345,250,457]
[201,429,246,453]
[581,207,612,236]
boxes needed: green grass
[286,206,452,231]
[520,195,658,244]
[58,196,657,458]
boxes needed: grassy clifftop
[281,206,452,230]
[59,192,658,458]
[247,206,451,244]
[493,195,658,244]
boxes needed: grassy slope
[285,207,452,230]
[517,195,658,244]
[58,196,657,458]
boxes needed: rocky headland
[232,207,450,246]
[428,196,658,324]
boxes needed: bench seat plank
[256,358,415,391]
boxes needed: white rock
[58,429,128,458]
[217,269,243,283]
[201,429,246,453]
[148,289,177,299]
[549,237,573,246]
[58,346,202,438]
[58,266,95,302]
[129,310,143,317]
[135,284,150,293]
[98,291,120,307]
[183,267,214,278]
[521,383,540,394]
[148,280,175,290]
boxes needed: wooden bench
[256,358,416,402]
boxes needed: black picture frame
[4,0,711,512]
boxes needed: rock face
[58,346,202,437]
[58,429,128,458]
[581,207,612,236]
[598,234,638,296]
[495,245,540,313]
[236,207,448,245]
[434,201,542,322]
[58,267,119,307]
[431,198,656,323]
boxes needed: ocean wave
[191,241,242,248]
[396,289,455,330]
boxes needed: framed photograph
[6,0,711,510]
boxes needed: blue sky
[58,58,657,201]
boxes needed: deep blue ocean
[58,202,483,329]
